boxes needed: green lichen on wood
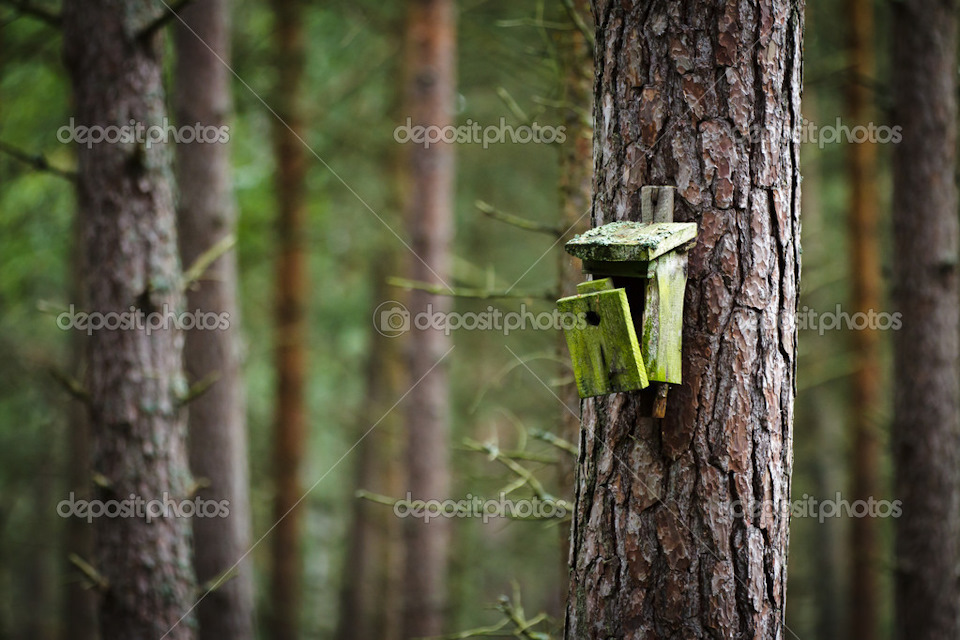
[640,251,686,384]
[557,288,648,397]
[576,278,615,294]
[565,221,697,262]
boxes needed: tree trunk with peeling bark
[565,1,802,637]
[62,1,197,638]
[890,1,960,638]
[401,0,456,636]
[269,0,309,638]
[174,2,256,638]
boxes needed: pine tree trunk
[269,0,309,638]
[62,219,98,640]
[401,0,456,636]
[555,0,593,616]
[844,0,881,635]
[565,1,802,637]
[891,0,960,638]
[335,263,406,640]
[174,2,255,639]
[62,2,197,638]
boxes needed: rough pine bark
[174,2,256,638]
[401,0,456,636]
[62,1,197,638]
[890,0,960,638]
[844,0,881,634]
[268,0,309,638]
[565,1,802,637]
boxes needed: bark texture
[566,1,802,637]
[175,2,255,638]
[891,0,960,638]
[401,0,456,636]
[269,0,309,638]
[62,1,196,638]
[844,0,881,634]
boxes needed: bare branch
[137,0,193,41]
[387,276,556,301]
[559,0,595,56]
[68,553,109,592]
[475,200,564,237]
[48,367,89,403]
[0,0,60,27]
[182,233,236,290]
[0,141,75,181]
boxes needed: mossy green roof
[565,221,697,262]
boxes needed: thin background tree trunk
[62,1,197,637]
[891,0,960,638]
[845,0,881,635]
[554,0,593,616]
[565,1,802,636]
[175,2,256,638]
[401,0,456,636]
[269,0,309,637]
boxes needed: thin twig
[559,0,595,56]
[182,234,236,290]
[137,0,194,41]
[387,276,556,301]
[0,140,75,181]
[0,0,60,27]
[475,200,564,237]
[68,554,109,592]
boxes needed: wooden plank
[640,251,687,384]
[640,185,676,224]
[557,288,649,397]
[576,278,615,294]
[565,221,697,263]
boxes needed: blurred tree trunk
[174,3,256,639]
[565,1,802,637]
[554,0,592,616]
[62,219,97,640]
[335,263,405,640]
[269,0,309,638]
[891,1,960,638]
[798,82,843,640]
[845,0,881,635]
[62,1,196,638]
[401,0,455,636]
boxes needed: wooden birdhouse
[557,186,697,416]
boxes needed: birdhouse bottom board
[557,285,649,398]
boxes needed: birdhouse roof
[565,221,698,262]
